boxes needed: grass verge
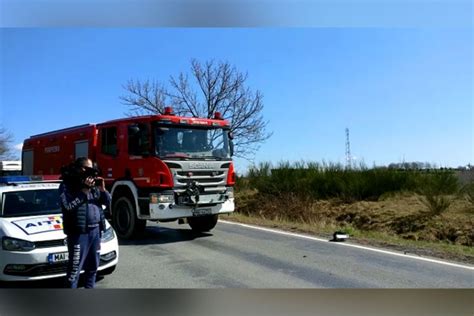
[223,212,474,264]
[228,189,474,264]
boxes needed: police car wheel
[112,196,146,239]
[188,214,218,232]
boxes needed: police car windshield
[1,189,61,217]
[154,125,231,160]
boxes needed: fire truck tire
[187,214,218,232]
[112,196,146,239]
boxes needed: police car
[0,176,119,281]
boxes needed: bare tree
[120,59,272,159]
[0,127,14,160]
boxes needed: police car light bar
[0,175,61,184]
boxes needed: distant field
[232,162,474,263]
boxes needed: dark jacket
[59,183,110,235]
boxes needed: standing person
[59,157,111,288]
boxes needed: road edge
[219,219,474,271]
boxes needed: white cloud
[14,143,23,151]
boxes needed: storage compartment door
[22,150,34,175]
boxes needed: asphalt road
[95,220,473,288]
[2,220,473,288]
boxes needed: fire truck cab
[22,108,236,239]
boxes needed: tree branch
[120,59,272,160]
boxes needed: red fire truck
[21,107,236,239]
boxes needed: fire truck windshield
[154,125,232,160]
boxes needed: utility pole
[345,128,351,169]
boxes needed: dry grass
[232,189,474,263]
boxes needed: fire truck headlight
[2,237,36,251]
[150,193,174,204]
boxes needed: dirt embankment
[233,190,474,263]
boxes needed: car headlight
[101,226,115,243]
[2,237,36,251]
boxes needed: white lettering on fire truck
[44,145,60,153]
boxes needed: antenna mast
[345,128,352,169]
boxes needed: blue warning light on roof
[0,176,43,184]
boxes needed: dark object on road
[330,231,349,242]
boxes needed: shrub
[417,170,459,216]
[461,181,474,208]
[243,160,449,202]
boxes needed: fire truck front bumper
[148,198,235,220]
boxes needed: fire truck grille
[175,170,226,186]
[176,171,225,177]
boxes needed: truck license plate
[192,208,212,217]
[48,252,69,263]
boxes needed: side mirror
[229,140,234,157]
[129,124,140,134]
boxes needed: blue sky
[1,28,472,172]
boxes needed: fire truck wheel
[187,214,218,232]
[112,196,146,239]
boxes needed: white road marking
[219,220,474,271]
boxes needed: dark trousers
[65,227,101,288]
